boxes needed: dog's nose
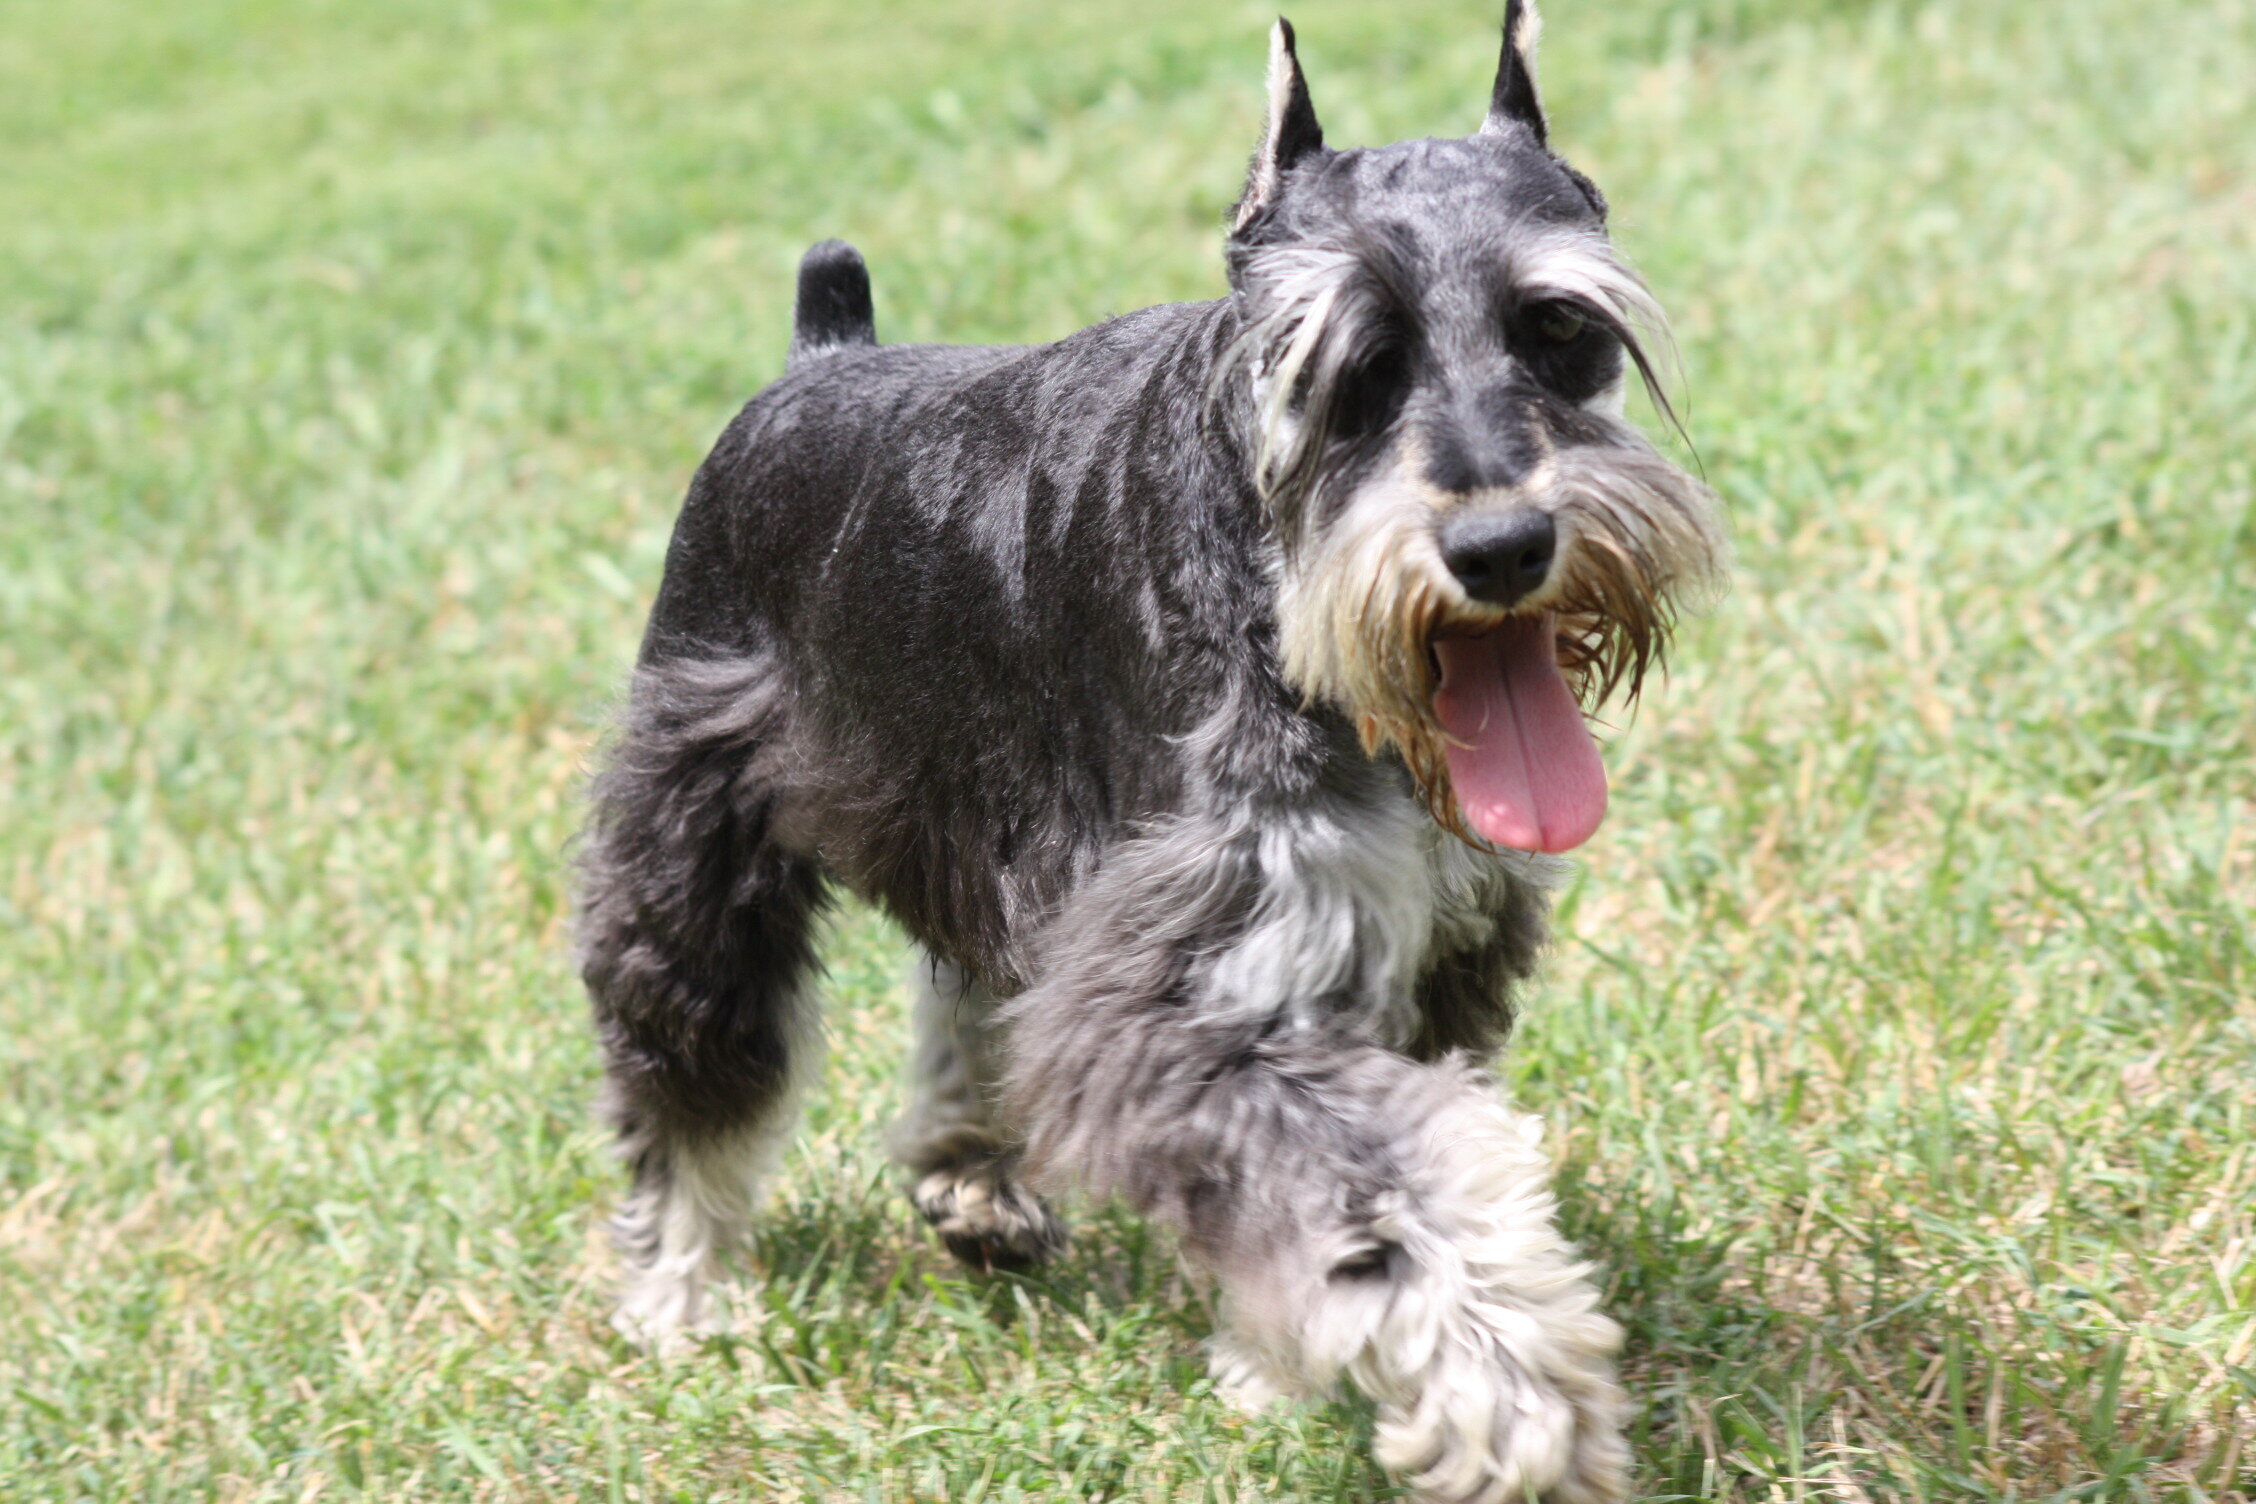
[1439,509,1556,608]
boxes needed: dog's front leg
[1002,827,1628,1504]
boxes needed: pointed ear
[1232,18,1325,233]
[1480,0,1547,145]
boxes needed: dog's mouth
[1430,615,1607,854]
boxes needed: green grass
[2,0,2252,1497]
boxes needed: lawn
[1,0,2251,1498]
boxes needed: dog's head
[1221,6,1726,854]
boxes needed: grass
[1,0,2251,1497]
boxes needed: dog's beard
[1276,435,1725,852]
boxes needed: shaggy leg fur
[890,953,1065,1271]
[577,655,828,1349]
[1007,818,1626,1504]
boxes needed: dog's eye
[1511,298,1623,401]
[1328,346,1410,440]
[1532,303,1587,344]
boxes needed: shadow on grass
[721,1187,1400,1500]
[1559,1160,2251,1501]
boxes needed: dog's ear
[1232,18,1325,233]
[1479,0,1547,145]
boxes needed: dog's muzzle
[1420,505,1606,856]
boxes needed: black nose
[1439,509,1556,608]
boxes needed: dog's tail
[786,239,876,368]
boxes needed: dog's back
[637,248,1313,971]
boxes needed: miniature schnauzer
[577,6,1724,1499]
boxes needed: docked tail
[786,239,876,368]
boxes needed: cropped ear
[1479,0,1547,145]
[1232,18,1325,232]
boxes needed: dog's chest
[1196,787,1544,1044]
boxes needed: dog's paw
[1366,1317,1628,1504]
[911,1165,1066,1272]
[612,1265,734,1357]
[1205,1336,1299,1414]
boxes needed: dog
[575,7,1724,1499]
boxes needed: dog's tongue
[1432,616,1607,853]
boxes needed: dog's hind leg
[577,654,828,1350]
[889,953,1065,1271]
[1004,815,1627,1504]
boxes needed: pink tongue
[1432,616,1608,853]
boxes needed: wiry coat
[618,292,1546,1007]
[578,10,1724,1502]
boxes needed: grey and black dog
[576,6,1724,1499]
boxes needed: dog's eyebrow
[1508,231,1661,323]
[1331,220,1424,321]
[1499,230,1689,441]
